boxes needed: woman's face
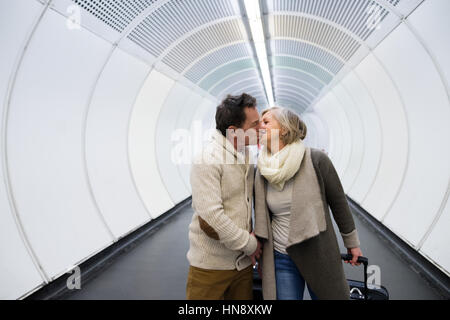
[260,111,284,148]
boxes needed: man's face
[240,106,261,146]
[226,106,261,147]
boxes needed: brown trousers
[186,265,253,300]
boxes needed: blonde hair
[262,107,307,144]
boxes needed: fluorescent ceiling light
[243,0,275,107]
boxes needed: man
[186,93,262,300]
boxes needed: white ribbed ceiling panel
[387,0,401,5]
[383,0,425,16]
[210,68,260,96]
[72,0,158,32]
[127,0,238,57]
[269,15,361,61]
[269,0,391,41]
[271,39,345,74]
[162,19,247,73]
[265,0,404,111]
[65,0,267,104]
[126,0,267,104]
[273,68,325,92]
[184,42,251,83]
[63,0,414,111]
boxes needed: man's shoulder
[191,140,223,166]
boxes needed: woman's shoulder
[309,147,329,162]
[309,147,333,174]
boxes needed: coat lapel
[286,147,327,249]
[254,169,269,240]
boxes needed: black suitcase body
[341,254,389,300]
[252,254,389,300]
[253,266,263,300]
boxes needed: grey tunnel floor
[62,201,443,300]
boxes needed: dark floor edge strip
[25,197,192,300]
[347,196,450,300]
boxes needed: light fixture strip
[244,0,275,107]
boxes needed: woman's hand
[346,247,363,266]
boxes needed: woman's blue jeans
[274,250,319,300]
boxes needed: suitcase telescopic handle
[340,253,369,300]
[340,254,368,265]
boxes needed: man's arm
[190,163,257,256]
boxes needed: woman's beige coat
[254,147,361,300]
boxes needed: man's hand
[249,232,262,266]
[346,247,363,266]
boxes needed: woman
[254,107,363,300]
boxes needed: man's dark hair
[215,93,257,136]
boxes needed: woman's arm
[319,152,363,265]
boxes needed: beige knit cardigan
[186,130,257,271]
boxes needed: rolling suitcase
[341,253,389,300]
[252,255,389,300]
[252,264,263,300]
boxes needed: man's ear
[227,126,237,137]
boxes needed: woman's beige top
[266,178,294,254]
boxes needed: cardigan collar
[211,129,249,165]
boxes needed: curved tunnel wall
[0,0,220,299]
[0,0,448,299]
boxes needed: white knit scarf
[257,139,306,191]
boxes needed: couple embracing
[186,93,362,300]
